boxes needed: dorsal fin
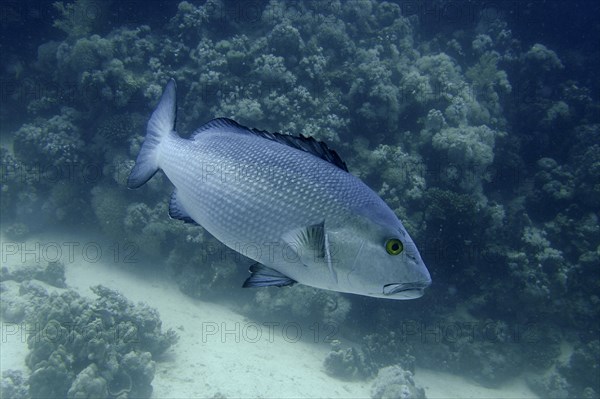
[191,118,349,172]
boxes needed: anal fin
[242,264,297,288]
[168,190,198,225]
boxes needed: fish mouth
[383,280,431,299]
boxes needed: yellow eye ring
[385,238,404,255]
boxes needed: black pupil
[391,242,399,251]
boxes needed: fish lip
[383,280,431,296]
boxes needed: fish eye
[385,238,404,255]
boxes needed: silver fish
[128,79,431,299]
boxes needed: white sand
[0,280,29,373]
[414,369,538,399]
[1,231,539,398]
[67,254,371,398]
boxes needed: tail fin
[127,79,177,189]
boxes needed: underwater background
[1,0,599,398]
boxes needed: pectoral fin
[282,222,338,284]
[242,264,297,288]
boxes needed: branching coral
[523,43,564,72]
[557,340,600,398]
[431,125,504,195]
[66,364,109,399]
[1,370,29,399]
[13,107,84,168]
[432,125,497,166]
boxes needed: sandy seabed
[0,231,538,398]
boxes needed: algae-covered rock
[371,365,426,399]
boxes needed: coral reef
[527,371,572,399]
[165,233,241,299]
[0,261,66,289]
[13,107,84,168]
[2,277,178,399]
[1,370,29,399]
[244,285,351,328]
[362,330,416,373]
[323,340,375,380]
[557,340,600,398]
[66,363,109,398]
[528,339,600,399]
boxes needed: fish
[128,79,431,300]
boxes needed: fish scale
[163,133,351,246]
[128,79,431,299]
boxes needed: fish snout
[407,253,432,289]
